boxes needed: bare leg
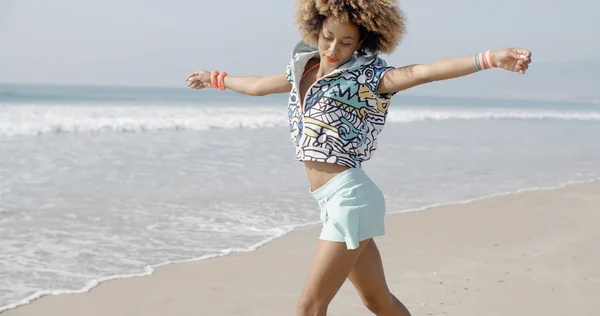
[296,239,372,316]
[348,240,412,316]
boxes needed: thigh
[300,238,372,304]
[348,240,391,299]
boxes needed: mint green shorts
[310,167,386,250]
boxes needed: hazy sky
[1,0,598,88]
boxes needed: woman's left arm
[376,48,532,94]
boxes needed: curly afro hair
[295,0,407,56]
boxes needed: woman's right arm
[185,70,291,96]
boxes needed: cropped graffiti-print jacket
[285,41,396,168]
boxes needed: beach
[3,181,599,316]
[2,85,600,315]
[2,0,599,313]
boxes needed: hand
[492,48,532,74]
[185,70,214,90]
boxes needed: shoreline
[2,177,599,315]
[3,82,599,106]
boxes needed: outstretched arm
[377,48,532,94]
[185,71,292,96]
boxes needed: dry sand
[3,181,599,316]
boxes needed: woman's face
[317,17,362,68]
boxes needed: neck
[317,64,336,78]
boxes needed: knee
[296,294,328,316]
[361,292,393,314]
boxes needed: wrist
[489,50,499,68]
[210,70,228,90]
[473,50,496,71]
[217,72,228,91]
[211,70,220,89]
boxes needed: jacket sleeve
[368,59,396,96]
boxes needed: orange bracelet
[218,72,228,91]
[211,70,220,89]
[484,51,495,68]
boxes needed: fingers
[186,75,211,89]
[186,77,202,89]
[186,76,197,87]
[185,70,215,90]
[510,48,532,61]
[508,48,532,74]
[189,83,203,89]
[189,80,205,89]
[185,71,199,81]
[506,49,526,61]
[518,48,532,59]
[515,60,530,74]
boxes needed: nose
[328,39,342,56]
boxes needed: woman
[185,1,532,315]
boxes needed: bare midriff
[304,161,350,192]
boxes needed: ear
[356,39,365,50]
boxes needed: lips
[325,56,339,63]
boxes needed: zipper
[288,40,365,112]
[301,68,346,112]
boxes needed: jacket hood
[290,40,378,71]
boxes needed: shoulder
[351,55,395,78]
[354,57,395,94]
[366,56,395,74]
[371,56,391,68]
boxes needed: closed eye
[324,35,352,46]
[323,30,353,46]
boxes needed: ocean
[1,83,599,312]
